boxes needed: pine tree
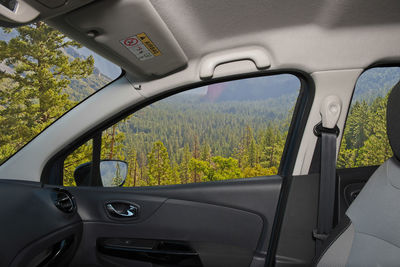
[170,160,181,185]
[137,152,148,186]
[259,125,284,170]
[209,156,241,181]
[337,138,356,168]
[355,95,392,166]
[111,162,124,186]
[147,141,172,185]
[124,139,138,187]
[188,158,210,182]
[241,126,257,168]
[344,101,371,150]
[192,135,200,182]
[0,23,94,164]
[179,144,191,184]
[200,142,212,163]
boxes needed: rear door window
[338,67,400,168]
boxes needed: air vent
[52,189,76,213]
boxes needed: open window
[59,73,302,187]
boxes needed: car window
[63,74,301,187]
[337,67,400,168]
[0,22,121,165]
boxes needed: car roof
[2,0,400,82]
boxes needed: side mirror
[73,160,128,187]
[100,160,128,187]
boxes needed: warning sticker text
[120,33,161,61]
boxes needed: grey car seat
[315,80,400,267]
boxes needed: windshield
[0,22,121,164]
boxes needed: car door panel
[10,223,82,267]
[275,174,319,267]
[0,176,281,267]
[0,180,82,267]
[74,201,263,267]
[66,176,282,267]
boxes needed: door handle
[106,203,138,218]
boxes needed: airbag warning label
[120,33,161,61]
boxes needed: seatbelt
[313,95,342,254]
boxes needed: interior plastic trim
[199,46,271,79]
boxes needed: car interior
[0,0,399,267]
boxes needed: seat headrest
[387,80,400,160]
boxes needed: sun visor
[63,0,188,81]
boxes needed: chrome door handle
[106,203,138,218]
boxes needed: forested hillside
[337,67,400,168]
[113,82,297,186]
[95,68,400,187]
[352,67,400,102]
[63,75,300,186]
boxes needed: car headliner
[5,0,397,81]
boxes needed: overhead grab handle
[0,0,39,24]
[199,46,271,79]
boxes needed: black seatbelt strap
[313,122,339,254]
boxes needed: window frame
[41,69,315,185]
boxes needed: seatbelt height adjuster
[313,121,340,137]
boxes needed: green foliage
[337,67,400,168]
[63,86,297,186]
[0,23,94,165]
[188,158,210,183]
[178,144,191,184]
[116,121,288,186]
[338,92,393,168]
[63,140,92,186]
[64,70,397,186]
[208,156,241,181]
[147,141,172,185]
[123,137,139,187]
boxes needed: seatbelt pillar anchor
[319,95,342,129]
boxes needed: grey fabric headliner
[45,0,400,80]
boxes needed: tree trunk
[109,125,116,159]
[133,160,137,187]
[157,148,161,185]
